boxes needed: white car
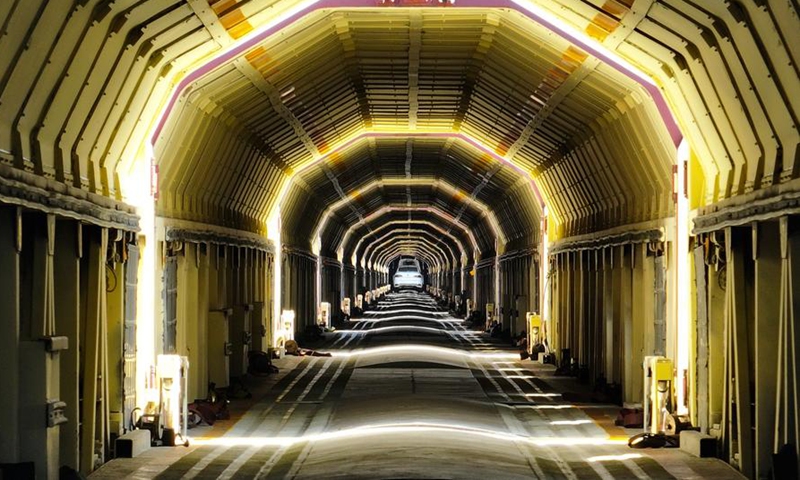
[394,263,424,289]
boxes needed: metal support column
[722,227,753,478]
[0,207,20,464]
[55,219,81,470]
[80,227,109,474]
[753,222,780,479]
[775,217,800,477]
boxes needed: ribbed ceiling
[1,0,796,261]
[356,220,468,267]
[282,136,536,257]
[160,7,671,257]
[345,209,477,264]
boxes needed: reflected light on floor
[337,325,451,335]
[523,393,561,397]
[328,344,520,360]
[528,405,574,410]
[499,404,574,410]
[374,304,439,309]
[365,309,448,316]
[550,419,593,425]
[190,422,626,449]
[586,453,644,462]
[355,315,456,324]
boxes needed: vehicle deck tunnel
[0,1,798,478]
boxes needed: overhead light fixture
[280,86,295,98]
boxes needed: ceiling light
[280,86,295,98]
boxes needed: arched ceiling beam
[151,0,681,157]
[345,214,475,266]
[373,237,449,269]
[372,235,450,270]
[363,229,458,274]
[147,0,687,236]
[365,229,457,271]
[344,212,478,264]
[379,245,438,272]
[385,252,437,275]
[338,205,481,262]
[352,220,467,267]
[383,252,440,276]
[313,176,505,250]
[366,230,454,267]
[282,131,541,236]
[377,242,443,271]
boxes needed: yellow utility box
[643,356,675,434]
[526,312,542,354]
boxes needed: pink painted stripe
[151,0,684,207]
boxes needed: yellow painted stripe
[585,12,620,42]
[220,8,253,39]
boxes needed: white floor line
[180,446,230,480]
[320,358,350,400]
[216,445,262,480]
[254,445,291,480]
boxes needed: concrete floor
[93,292,743,479]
